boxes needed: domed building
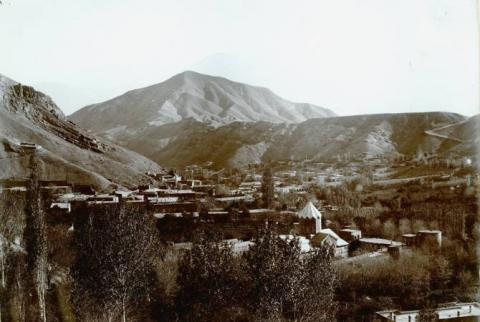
[296,201,349,258]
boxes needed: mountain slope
[140,112,474,169]
[432,115,480,157]
[0,74,161,190]
[70,71,335,134]
[263,112,469,162]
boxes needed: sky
[0,0,478,116]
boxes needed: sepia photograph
[0,0,479,321]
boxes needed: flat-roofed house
[376,302,480,321]
[339,228,362,242]
[359,238,403,252]
[417,230,442,248]
[402,234,417,247]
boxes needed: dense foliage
[176,228,337,322]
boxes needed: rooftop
[417,230,442,234]
[320,229,349,247]
[376,302,480,321]
[360,238,403,246]
[340,228,361,233]
[297,201,322,220]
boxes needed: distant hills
[0,74,161,190]
[133,113,477,169]
[68,71,478,169]
[263,113,476,163]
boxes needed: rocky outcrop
[0,74,162,190]
[6,84,104,153]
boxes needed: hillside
[69,71,335,135]
[431,115,480,157]
[139,112,475,169]
[0,74,161,190]
[264,112,469,161]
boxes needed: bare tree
[73,202,159,322]
[6,251,28,322]
[0,190,26,322]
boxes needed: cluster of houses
[3,148,459,265]
[0,169,447,263]
[41,178,443,261]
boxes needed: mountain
[0,74,161,190]
[68,71,477,170]
[138,112,476,169]
[263,112,473,162]
[69,70,335,133]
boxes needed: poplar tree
[24,154,48,322]
[261,167,274,208]
[0,190,26,322]
[73,202,159,322]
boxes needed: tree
[6,250,28,322]
[174,228,338,321]
[244,228,337,321]
[73,202,159,322]
[176,231,242,321]
[0,190,26,322]
[261,167,274,208]
[299,247,337,321]
[382,219,397,239]
[0,191,21,287]
[24,154,48,322]
[398,218,412,235]
[418,307,438,322]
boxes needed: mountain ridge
[65,71,478,170]
[70,70,335,133]
[146,112,477,169]
[0,73,161,190]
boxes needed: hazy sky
[0,0,478,116]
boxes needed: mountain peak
[169,70,203,82]
[71,71,335,132]
[178,70,203,78]
[166,70,218,88]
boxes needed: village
[1,150,478,321]
[2,149,480,321]
[2,151,476,254]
